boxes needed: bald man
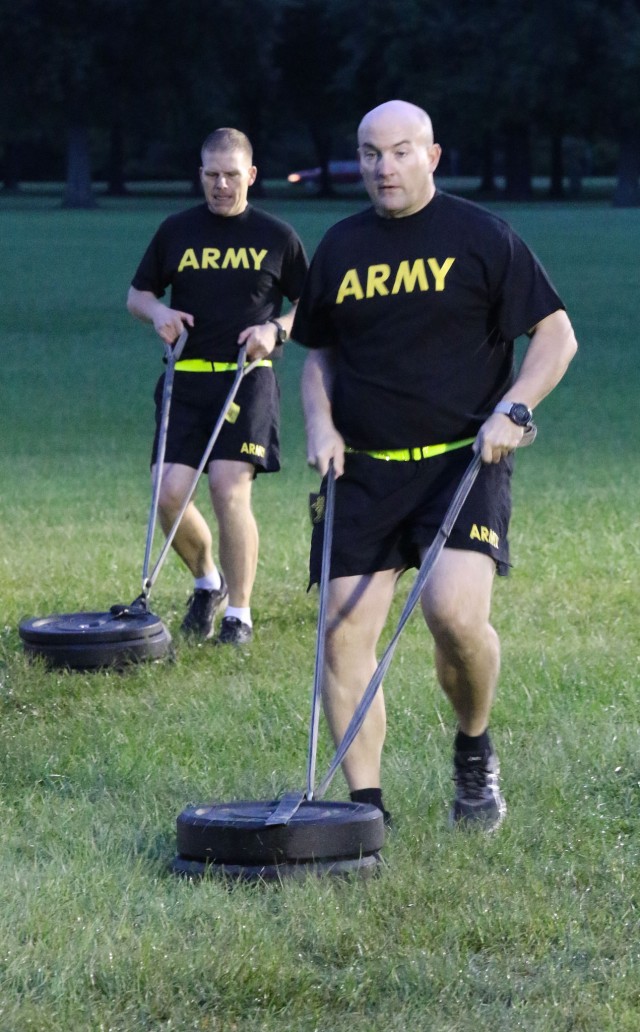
[292,100,577,832]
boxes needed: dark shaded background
[1,0,638,206]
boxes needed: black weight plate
[18,610,167,646]
[176,799,385,865]
[171,852,382,882]
[21,626,172,670]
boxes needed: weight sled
[18,332,263,671]
[18,609,171,671]
[171,852,382,883]
[175,799,385,866]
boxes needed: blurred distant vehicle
[287,160,361,187]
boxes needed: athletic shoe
[181,580,228,640]
[216,616,253,646]
[450,747,506,832]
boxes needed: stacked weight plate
[172,799,385,882]
[18,610,172,671]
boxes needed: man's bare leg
[208,460,257,609]
[155,462,217,578]
[156,462,226,638]
[421,548,505,829]
[420,549,499,731]
[323,569,399,791]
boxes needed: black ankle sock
[350,787,392,826]
[350,787,384,810]
[455,728,491,755]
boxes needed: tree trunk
[317,158,335,197]
[62,125,97,208]
[612,130,640,207]
[106,121,128,196]
[311,129,335,197]
[503,121,533,200]
[2,140,22,191]
[478,133,497,195]
[564,136,584,198]
[548,132,565,199]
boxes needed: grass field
[0,187,639,1031]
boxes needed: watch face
[510,403,532,426]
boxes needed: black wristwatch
[493,401,533,427]
[268,318,287,345]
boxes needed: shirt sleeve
[290,245,333,348]
[493,229,565,340]
[280,232,309,303]
[130,225,169,298]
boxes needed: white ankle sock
[225,606,252,627]
[195,570,222,592]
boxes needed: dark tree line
[1,0,639,205]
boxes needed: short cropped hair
[200,128,253,163]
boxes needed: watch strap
[493,400,533,425]
[268,318,287,344]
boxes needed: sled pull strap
[143,344,262,597]
[263,791,307,827]
[142,328,189,596]
[315,452,483,799]
[264,461,337,827]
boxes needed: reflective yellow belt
[175,359,273,372]
[345,436,475,462]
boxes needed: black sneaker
[216,616,253,646]
[450,747,506,831]
[181,580,228,640]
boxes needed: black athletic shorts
[309,446,512,585]
[151,367,280,474]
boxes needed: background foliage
[1,0,639,203]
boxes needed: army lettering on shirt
[336,257,456,303]
[176,247,268,273]
[292,191,565,451]
[131,203,308,363]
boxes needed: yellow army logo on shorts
[240,442,266,458]
[309,493,325,525]
[470,524,500,548]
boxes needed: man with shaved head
[292,100,577,832]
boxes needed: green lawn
[0,189,638,1031]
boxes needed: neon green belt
[345,436,475,462]
[175,358,273,372]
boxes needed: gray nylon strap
[265,452,481,824]
[306,461,336,799]
[143,342,261,598]
[264,461,336,826]
[141,329,189,594]
[314,451,482,799]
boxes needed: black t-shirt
[292,191,565,449]
[131,203,308,363]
